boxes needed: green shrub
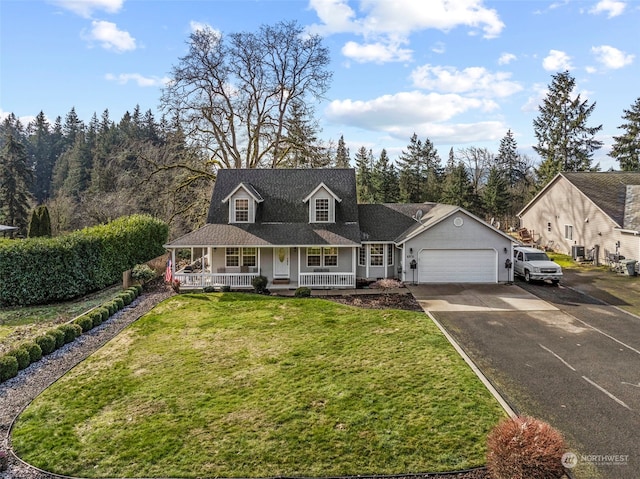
[487,416,567,479]
[127,286,140,299]
[294,287,311,298]
[8,346,31,370]
[104,301,117,316]
[75,315,94,333]
[58,324,82,344]
[98,307,110,322]
[90,311,104,328]
[0,355,19,382]
[35,334,56,355]
[131,264,156,284]
[24,341,42,363]
[114,297,125,310]
[50,329,65,349]
[120,290,134,306]
[0,214,168,307]
[252,275,268,294]
[221,285,231,292]
[133,283,143,295]
[203,286,216,293]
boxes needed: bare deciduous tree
[160,21,332,171]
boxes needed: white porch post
[207,247,212,273]
[352,247,356,286]
[171,249,176,278]
[258,248,261,275]
[298,247,301,285]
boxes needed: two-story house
[164,169,515,289]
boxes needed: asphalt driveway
[408,282,640,479]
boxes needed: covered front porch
[168,245,357,290]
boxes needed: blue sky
[1,0,639,171]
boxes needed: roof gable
[520,172,640,228]
[302,182,342,203]
[207,169,359,225]
[222,182,264,204]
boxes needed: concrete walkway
[406,283,558,312]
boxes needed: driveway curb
[424,310,518,419]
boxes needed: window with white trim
[564,224,573,240]
[242,248,256,267]
[307,247,322,267]
[234,198,249,222]
[358,247,366,266]
[323,247,338,266]
[225,247,240,267]
[370,244,384,266]
[315,198,330,222]
[387,244,394,266]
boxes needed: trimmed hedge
[59,324,82,344]
[25,342,43,363]
[0,355,18,382]
[8,346,31,370]
[35,334,57,356]
[74,315,94,333]
[0,215,168,306]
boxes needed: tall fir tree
[482,166,510,219]
[440,162,476,212]
[609,97,640,171]
[533,71,603,187]
[335,135,350,168]
[354,146,375,203]
[27,112,55,203]
[0,131,32,232]
[371,149,399,203]
[397,133,441,203]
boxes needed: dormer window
[315,198,329,222]
[235,198,249,222]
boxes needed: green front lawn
[12,293,505,478]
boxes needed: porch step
[272,278,290,285]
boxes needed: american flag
[165,258,172,282]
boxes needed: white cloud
[498,52,517,65]
[542,49,572,71]
[52,0,123,18]
[308,0,504,64]
[105,73,170,87]
[84,20,136,52]
[342,40,412,63]
[591,45,634,69]
[410,65,522,98]
[326,91,498,131]
[589,0,626,18]
[189,21,220,34]
[431,42,446,54]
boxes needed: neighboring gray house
[165,168,515,289]
[518,172,640,263]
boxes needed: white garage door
[418,249,497,283]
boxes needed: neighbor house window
[564,224,573,240]
[315,198,329,222]
[234,198,249,222]
[547,222,552,232]
[225,247,240,267]
[358,247,366,266]
[387,245,394,266]
[242,248,256,267]
[370,244,384,266]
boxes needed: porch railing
[174,272,258,289]
[299,272,355,288]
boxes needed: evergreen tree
[0,131,32,233]
[27,112,55,203]
[397,133,441,203]
[609,97,640,171]
[280,102,328,168]
[355,146,375,203]
[440,162,476,211]
[533,71,603,186]
[335,135,350,168]
[371,149,399,202]
[496,130,527,187]
[482,166,510,219]
[27,205,52,237]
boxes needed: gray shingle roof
[562,172,640,228]
[359,203,434,242]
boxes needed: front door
[273,247,290,278]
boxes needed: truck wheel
[524,270,531,282]
[551,279,560,286]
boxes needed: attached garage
[418,249,497,283]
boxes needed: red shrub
[487,416,567,479]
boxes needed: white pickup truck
[513,246,563,284]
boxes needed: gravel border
[0,287,174,479]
